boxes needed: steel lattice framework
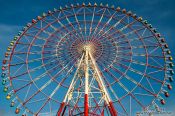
[1,3,174,116]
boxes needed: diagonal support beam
[89,51,118,116]
[57,54,84,116]
[84,46,89,116]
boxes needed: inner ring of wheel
[42,24,118,86]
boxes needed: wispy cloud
[0,24,20,66]
[0,24,22,52]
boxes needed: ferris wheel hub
[79,42,96,56]
[83,44,93,52]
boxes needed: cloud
[0,24,22,71]
[0,24,22,52]
[0,24,21,37]
[0,110,14,116]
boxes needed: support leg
[57,102,65,116]
[84,48,89,116]
[84,94,89,116]
[108,101,117,116]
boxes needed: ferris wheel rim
[1,3,173,115]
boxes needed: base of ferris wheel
[56,45,117,116]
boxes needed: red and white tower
[57,45,117,115]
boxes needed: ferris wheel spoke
[112,65,157,97]
[109,26,146,40]
[93,10,117,39]
[108,26,145,40]
[115,56,164,70]
[32,25,41,31]
[132,45,160,49]
[118,19,137,32]
[32,24,58,38]
[147,69,164,75]
[23,33,47,41]
[72,7,85,39]
[99,58,157,98]
[40,54,78,80]
[36,98,51,115]
[45,62,76,100]
[12,64,25,76]
[12,55,25,63]
[111,65,140,87]
[89,6,95,37]
[108,85,129,115]
[129,93,145,109]
[24,84,32,101]
[116,34,155,44]
[83,7,87,36]
[150,57,164,67]
[11,57,59,79]
[97,16,137,41]
[36,62,78,115]
[101,69,129,114]
[12,45,30,54]
[148,46,159,54]
[13,63,58,92]
[140,27,147,36]
[116,52,165,59]
[117,45,161,52]
[97,61,131,114]
[27,98,47,104]
[129,96,132,116]
[34,19,78,46]
[118,15,155,40]
[14,56,76,94]
[95,14,127,40]
[28,58,58,72]
[58,10,84,40]
[114,61,164,84]
[22,58,76,106]
[38,19,59,36]
[117,92,145,113]
[145,77,156,93]
[97,60,129,93]
[95,25,145,48]
[13,78,30,82]
[13,50,56,55]
[134,93,154,97]
[91,8,106,39]
[48,101,52,116]
[10,54,56,66]
[27,24,77,47]
[16,42,46,48]
[143,37,160,45]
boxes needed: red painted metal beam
[57,102,65,116]
[84,94,89,116]
[108,101,117,116]
[101,109,104,116]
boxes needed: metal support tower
[57,45,117,116]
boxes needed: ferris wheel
[1,3,174,116]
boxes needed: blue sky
[0,0,175,115]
